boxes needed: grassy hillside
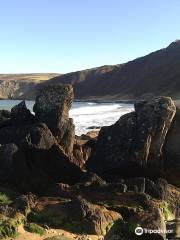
[43,40,180,100]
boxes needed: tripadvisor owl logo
[135,227,143,235]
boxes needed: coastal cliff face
[1,41,180,100]
[0,85,180,239]
[0,73,58,99]
[44,40,180,100]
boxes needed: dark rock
[87,97,176,179]
[129,206,166,239]
[0,122,56,148]
[0,143,19,170]
[0,143,27,182]
[125,178,168,200]
[87,111,137,177]
[0,109,10,119]
[132,97,176,169]
[0,123,82,192]
[163,108,180,186]
[0,109,11,127]
[45,144,82,185]
[145,178,168,200]
[33,85,75,155]
[55,183,76,199]
[12,193,37,215]
[87,126,101,130]
[11,100,34,123]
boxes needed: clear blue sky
[0,0,179,74]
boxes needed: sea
[0,100,134,135]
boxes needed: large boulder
[33,85,75,155]
[132,97,176,169]
[163,108,180,186]
[129,206,166,240]
[0,118,82,192]
[125,177,168,200]
[105,207,166,240]
[87,97,176,179]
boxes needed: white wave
[70,103,134,135]
[0,100,134,136]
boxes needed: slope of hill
[0,73,59,99]
[43,40,180,101]
[1,40,180,100]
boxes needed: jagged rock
[0,122,56,148]
[0,122,82,192]
[11,100,34,123]
[73,137,97,169]
[132,97,176,168]
[33,85,75,155]
[12,193,37,215]
[87,97,176,179]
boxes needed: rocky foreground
[0,85,179,240]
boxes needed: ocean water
[0,100,134,135]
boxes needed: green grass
[160,201,175,220]
[0,185,19,206]
[26,223,45,236]
[0,214,24,239]
[0,193,12,206]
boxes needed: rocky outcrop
[163,108,180,185]
[0,100,82,192]
[125,178,168,200]
[11,100,34,123]
[87,97,176,179]
[33,85,75,155]
[12,193,37,215]
[32,197,121,235]
[129,206,166,239]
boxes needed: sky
[0,0,179,74]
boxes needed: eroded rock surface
[33,85,75,154]
[87,97,176,179]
